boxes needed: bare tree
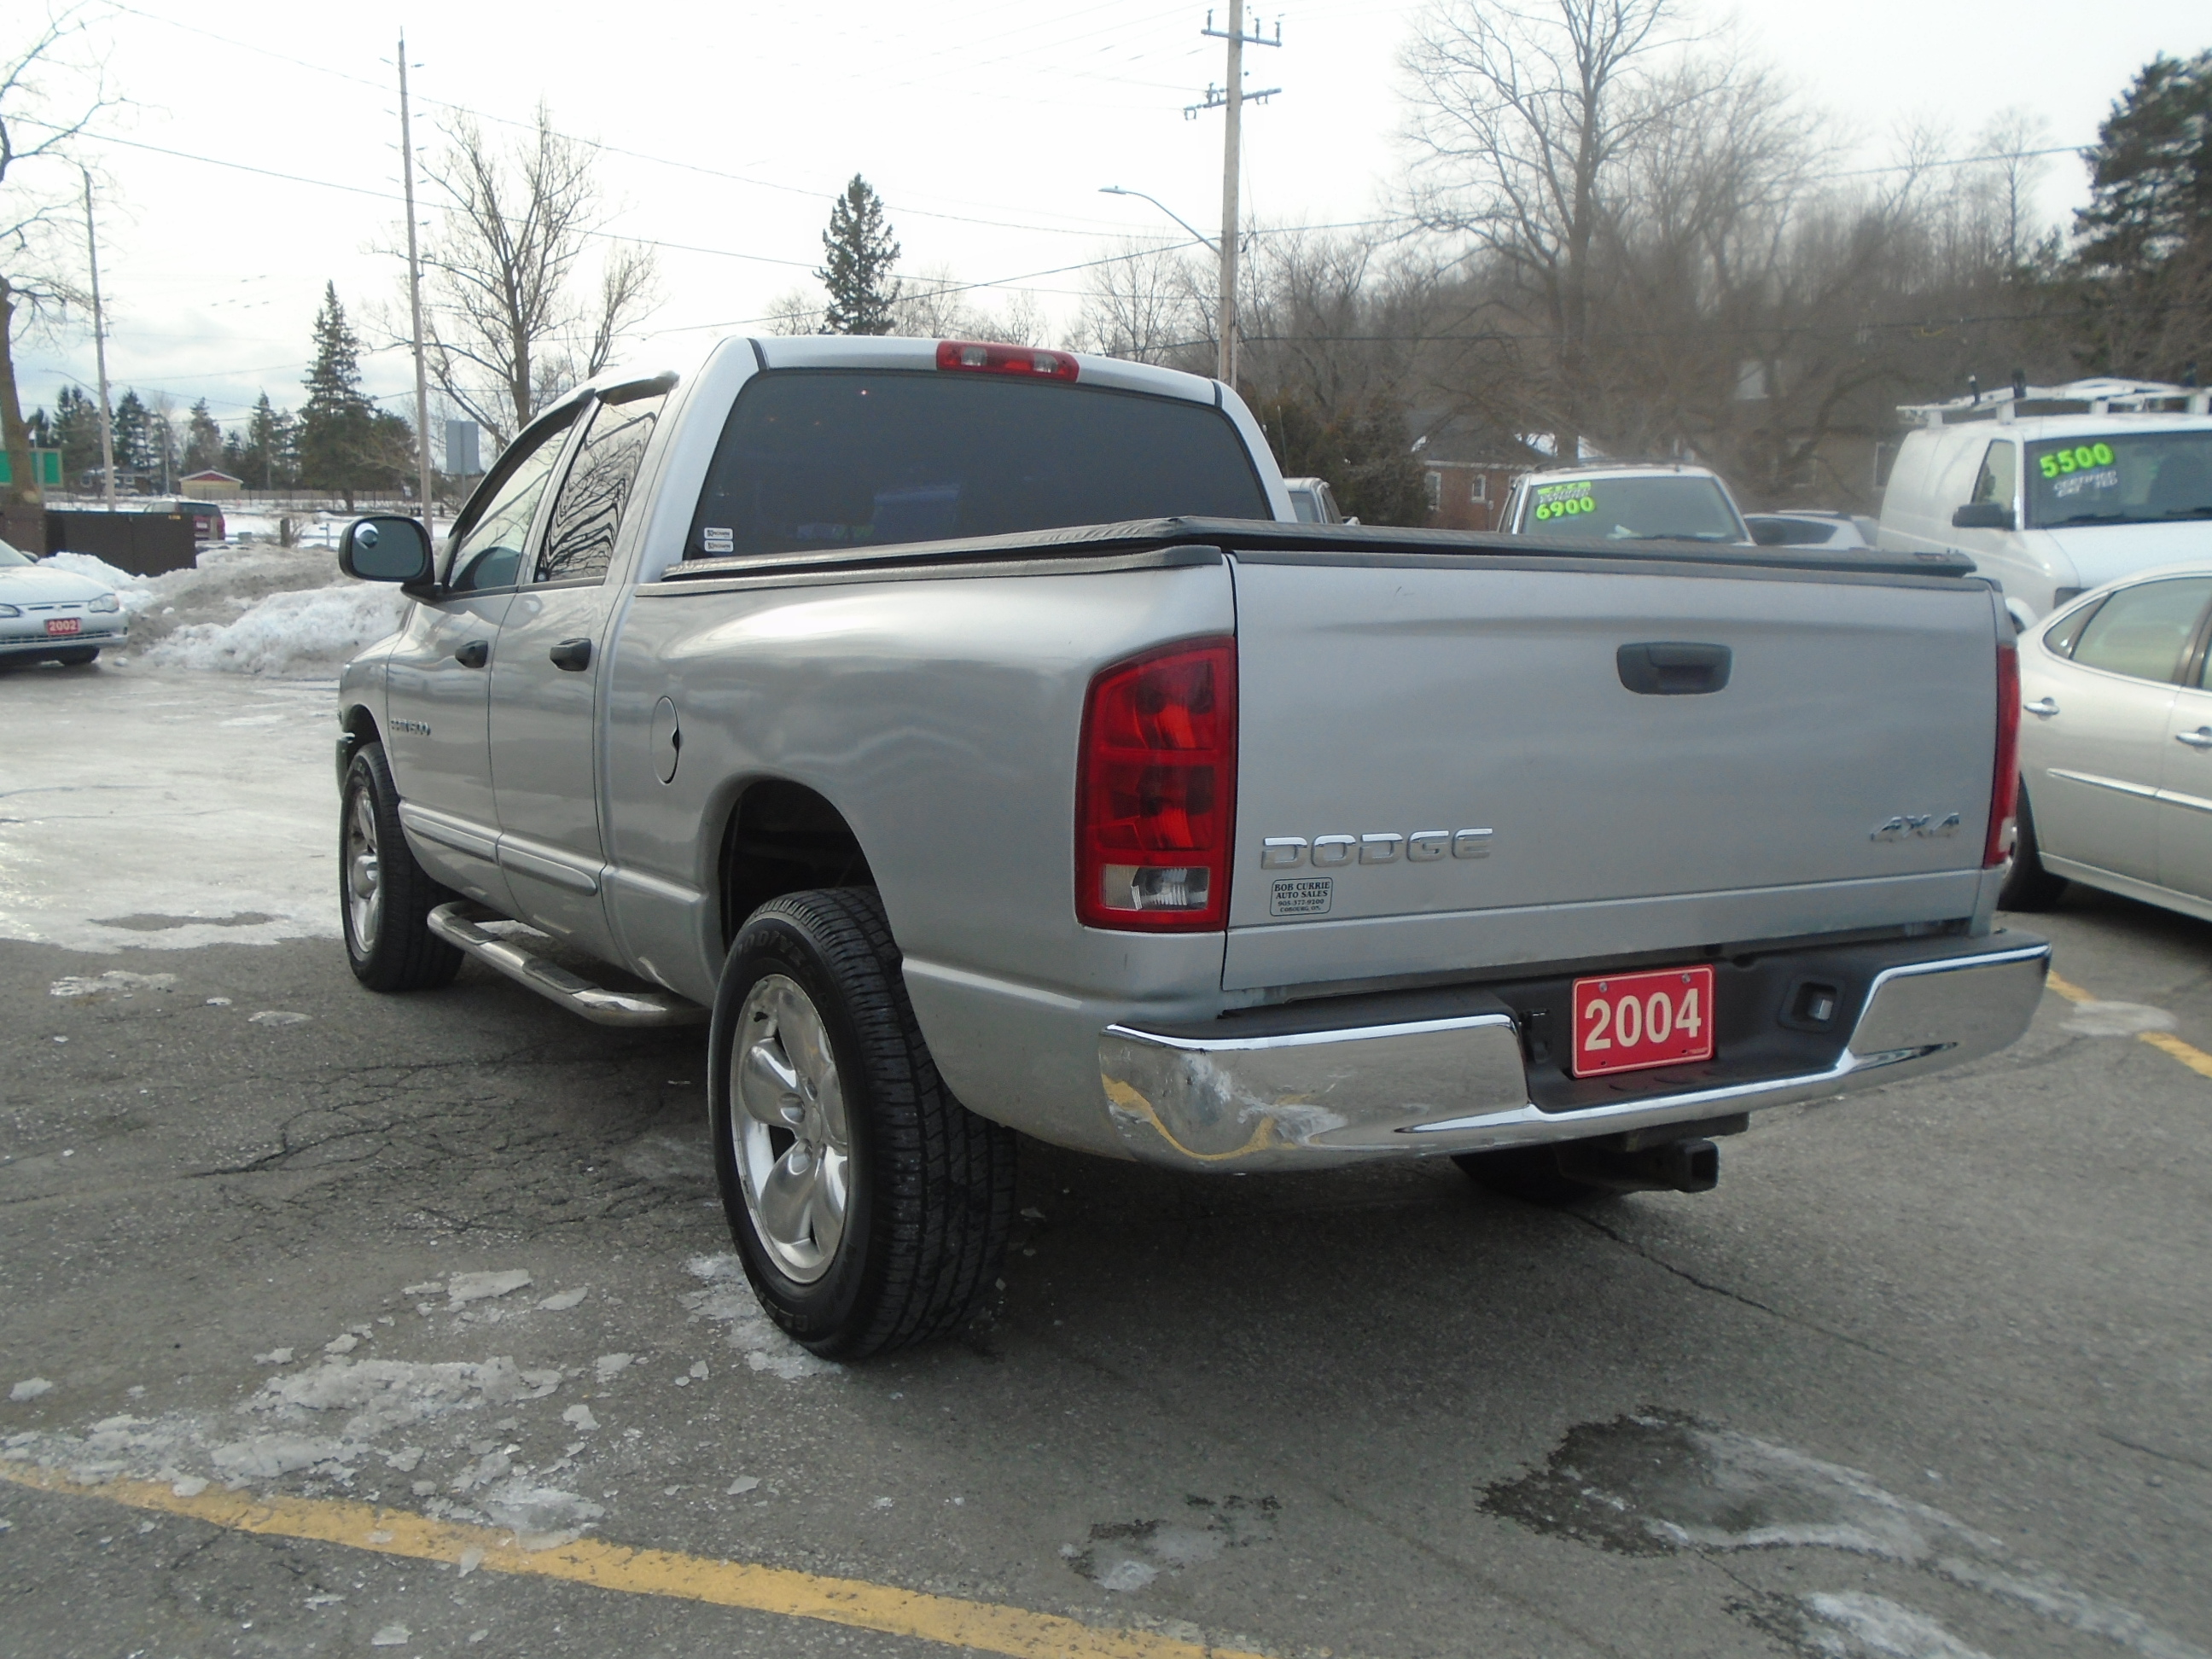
[413,107,658,447]
[1070,240,1206,365]
[760,286,822,336]
[1403,0,1688,457]
[1,8,109,538]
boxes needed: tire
[1998,783,2068,911]
[50,646,99,666]
[340,740,463,992]
[709,888,1016,1360]
[1454,1145,1616,1205]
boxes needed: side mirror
[341,515,434,585]
[1952,502,2015,531]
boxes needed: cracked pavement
[1,671,2207,1657]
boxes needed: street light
[1097,185,1219,253]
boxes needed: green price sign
[1533,482,1595,522]
[2038,442,2115,480]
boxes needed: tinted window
[2068,577,2212,683]
[2026,430,2212,528]
[1748,516,1838,546]
[1970,440,2017,507]
[446,410,576,592]
[538,393,664,583]
[1518,474,1743,542]
[687,371,1269,560]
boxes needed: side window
[445,410,577,593]
[1970,440,2017,508]
[537,392,666,583]
[2041,598,2104,659]
[2068,578,2212,683]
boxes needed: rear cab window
[686,371,1270,561]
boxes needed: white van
[1878,378,2212,627]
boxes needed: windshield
[1517,474,1743,543]
[2026,430,2212,528]
[689,370,1271,560]
[0,539,33,568]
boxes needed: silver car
[0,540,126,667]
[2005,562,2212,919]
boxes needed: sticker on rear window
[1270,876,1332,917]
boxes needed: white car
[0,540,125,667]
[1499,463,1753,544]
[1745,510,1877,550]
[2005,562,2212,921]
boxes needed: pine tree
[298,282,379,506]
[816,176,902,335]
[183,399,224,474]
[2072,52,2212,377]
[111,390,151,480]
[50,386,99,481]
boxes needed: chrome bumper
[1097,939,2050,1170]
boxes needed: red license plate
[44,617,80,636]
[1571,964,1715,1077]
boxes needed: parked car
[0,538,125,666]
[1282,475,1346,524]
[1499,462,1753,544]
[1745,510,1877,550]
[1880,378,2212,629]
[139,498,227,544]
[2004,562,2212,921]
[333,334,2046,1359]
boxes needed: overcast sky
[9,0,2207,438]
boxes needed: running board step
[428,902,707,1028]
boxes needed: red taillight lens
[1985,640,2021,867]
[1077,637,1236,931]
[935,339,1080,382]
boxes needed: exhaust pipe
[1556,1136,1720,1194]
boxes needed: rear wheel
[710,888,1016,1359]
[1998,783,2068,911]
[340,740,463,991]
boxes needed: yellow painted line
[0,1462,1266,1659]
[2046,969,2212,1079]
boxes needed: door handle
[455,639,490,669]
[2176,728,2212,749]
[2023,696,2059,716]
[549,637,594,672]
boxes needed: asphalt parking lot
[3,667,2208,1659]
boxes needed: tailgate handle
[1617,642,1732,696]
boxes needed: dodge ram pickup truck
[335,333,2049,1359]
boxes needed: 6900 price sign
[1569,965,1715,1077]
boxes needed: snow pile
[43,550,155,609]
[142,580,408,676]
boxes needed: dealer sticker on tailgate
[1571,965,1714,1077]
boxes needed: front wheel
[50,646,99,666]
[709,888,1016,1359]
[340,740,463,991]
[1998,783,2068,911]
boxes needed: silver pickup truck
[335,335,2048,1358]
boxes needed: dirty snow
[2061,999,2180,1038]
[1804,1592,1995,1659]
[446,1271,534,1307]
[144,581,407,677]
[682,1254,841,1381]
[10,1378,55,1402]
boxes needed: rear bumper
[1097,934,2049,1169]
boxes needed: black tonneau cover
[655,516,1978,585]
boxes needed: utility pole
[1194,6,1279,389]
[397,31,436,527]
[82,170,117,509]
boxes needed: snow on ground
[0,664,339,952]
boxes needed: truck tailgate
[1225,552,1999,992]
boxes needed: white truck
[1879,377,2212,626]
[334,334,2048,1358]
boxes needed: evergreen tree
[2072,52,2212,377]
[50,386,100,480]
[111,390,151,480]
[816,176,902,335]
[298,282,380,505]
[183,399,224,474]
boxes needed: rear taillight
[1985,639,2021,867]
[936,339,1080,382]
[1076,637,1236,931]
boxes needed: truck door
[486,386,667,953]
[2032,576,2211,884]
[381,405,579,909]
